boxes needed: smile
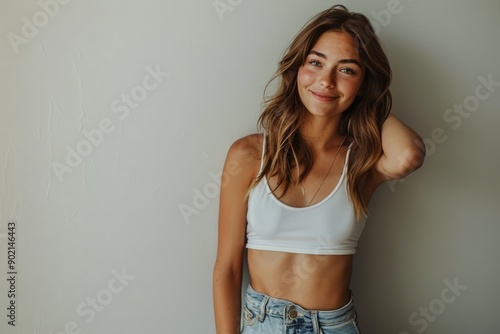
[310,90,339,102]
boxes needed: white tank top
[246,135,366,255]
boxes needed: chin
[304,106,343,118]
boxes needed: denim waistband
[244,284,357,325]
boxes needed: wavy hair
[251,5,392,218]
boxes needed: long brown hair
[251,5,392,218]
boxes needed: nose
[319,71,336,88]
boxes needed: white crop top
[246,135,367,255]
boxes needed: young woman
[213,5,425,333]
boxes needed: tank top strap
[259,133,266,173]
[344,140,354,172]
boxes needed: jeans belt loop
[258,295,270,322]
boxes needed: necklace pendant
[300,187,305,196]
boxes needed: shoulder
[224,133,264,183]
[227,133,263,161]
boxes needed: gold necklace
[296,136,346,206]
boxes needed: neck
[300,114,345,152]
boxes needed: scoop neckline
[263,144,351,211]
[264,166,346,211]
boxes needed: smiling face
[297,30,365,119]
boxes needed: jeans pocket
[242,304,260,327]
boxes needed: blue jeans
[241,285,361,334]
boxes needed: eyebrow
[309,50,362,67]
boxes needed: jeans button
[289,308,298,319]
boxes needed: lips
[310,90,338,102]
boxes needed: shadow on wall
[352,31,499,333]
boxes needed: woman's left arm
[373,113,426,181]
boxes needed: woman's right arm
[213,135,261,334]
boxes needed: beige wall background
[0,0,499,333]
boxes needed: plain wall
[0,0,499,333]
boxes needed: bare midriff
[247,248,353,311]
